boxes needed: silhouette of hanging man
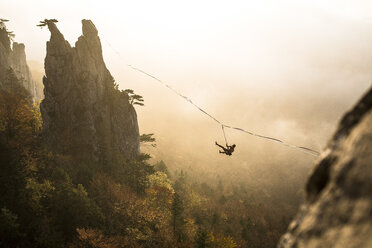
[215,142,236,156]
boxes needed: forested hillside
[0,19,307,248]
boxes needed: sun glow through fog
[2,0,372,165]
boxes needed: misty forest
[1,1,372,248]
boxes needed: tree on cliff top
[0,19,15,42]
[0,18,9,29]
[37,19,58,28]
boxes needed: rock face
[278,87,372,248]
[0,25,42,100]
[40,20,140,162]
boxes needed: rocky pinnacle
[41,20,140,162]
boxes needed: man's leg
[215,142,225,149]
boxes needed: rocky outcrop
[40,20,140,162]
[278,86,372,248]
[0,26,11,77]
[9,42,41,99]
[0,25,42,100]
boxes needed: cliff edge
[278,86,372,248]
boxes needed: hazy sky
[2,0,372,61]
[2,0,372,178]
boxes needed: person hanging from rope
[215,142,236,156]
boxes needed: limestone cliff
[0,24,42,100]
[278,86,372,248]
[40,20,140,162]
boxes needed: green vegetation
[0,19,14,46]
[124,89,144,106]
[37,19,58,28]
[140,133,156,147]
[0,70,297,247]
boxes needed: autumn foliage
[0,69,297,248]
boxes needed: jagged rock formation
[40,19,140,162]
[278,86,372,248]
[0,25,42,100]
